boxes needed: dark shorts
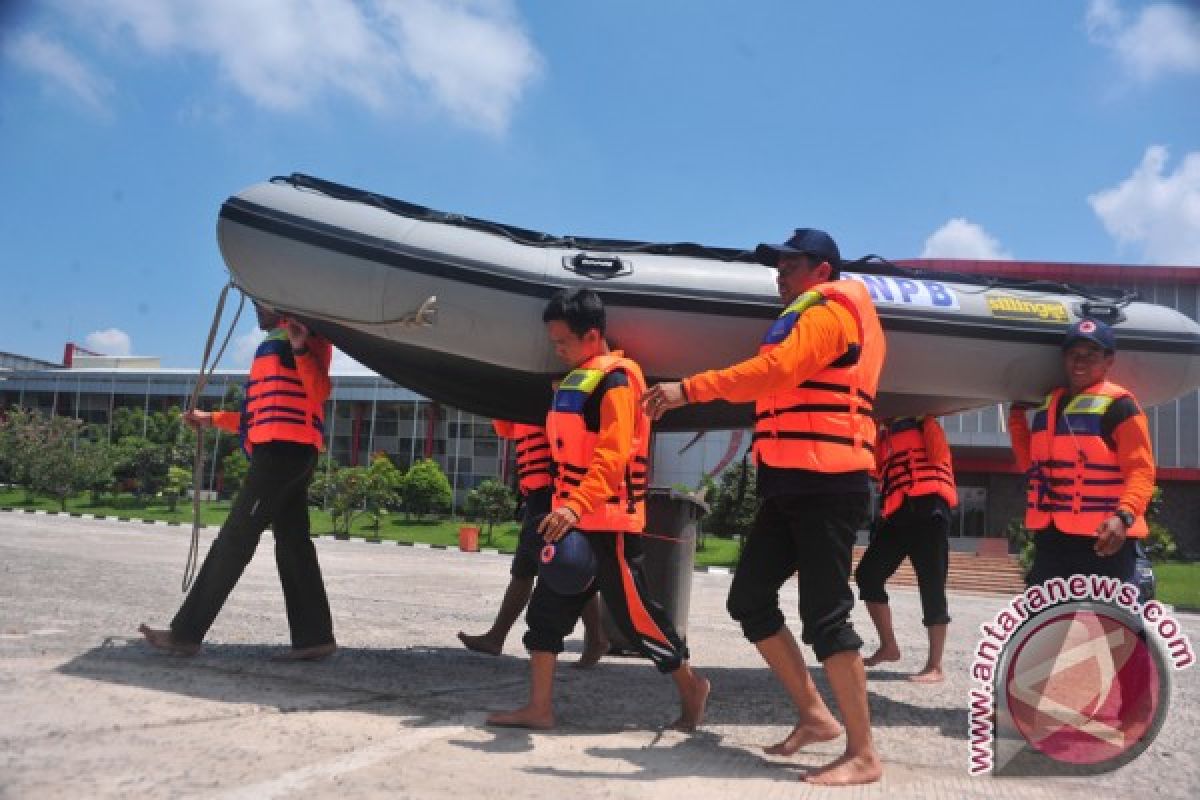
[854,494,952,626]
[726,492,868,662]
[1026,526,1138,586]
[510,488,553,579]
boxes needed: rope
[182,283,245,592]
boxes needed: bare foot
[802,750,883,786]
[910,665,944,684]
[863,644,901,667]
[138,624,199,657]
[486,705,555,730]
[271,641,337,662]
[764,716,843,756]
[573,636,609,669]
[671,674,711,732]
[458,631,503,656]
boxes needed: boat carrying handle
[564,253,632,279]
[1076,301,1126,325]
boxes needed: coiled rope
[182,283,245,592]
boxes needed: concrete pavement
[1,511,1197,799]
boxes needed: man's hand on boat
[282,318,310,352]
[539,507,580,543]
[644,382,688,421]
[184,409,214,430]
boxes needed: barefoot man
[855,415,956,683]
[487,288,709,731]
[459,418,609,667]
[645,228,884,785]
[140,301,336,661]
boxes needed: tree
[400,458,452,520]
[114,436,169,501]
[704,458,757,540]
[465,479,516,545]
[27,415,89,511]
[1143,486,1178,561]
[221,450,249,497]
[362,454,404,530]
[310,464,371,535]
[163,465,192,513]
[0,408,46,500]
[75,439,117,504]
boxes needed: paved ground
[1,510,1197,799]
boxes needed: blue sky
[1,0,1198,370]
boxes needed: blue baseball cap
[1063,318,1117,353]
[754,228,841,268]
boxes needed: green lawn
[1155,561,1200,611]
[3,488,740,565]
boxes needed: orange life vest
[752,280,885,473]
[877,417,957,518]
[503,423,553,495]
[545,352,649,533]
[239,329,327,453]
[1025,381,1148,538]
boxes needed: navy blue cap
[1063,318,1117,353]
[755,228,841,268]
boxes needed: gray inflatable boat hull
[217,176,1200,430]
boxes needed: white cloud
[230,329,264,368]
[921,218,1012,260]
[2,31,113,113]
[84,328,133,356]
[1088,145,1200,265]
[384,0,543,133]
[1086,0,1200,82]
[331,348,378,375]
[53,0,541,133]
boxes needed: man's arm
[492,420,517,440]
[294,335,333,406]
[682,303,853,404]
[1112,413,1155,519]
[1007,405,1032,472]
[922,416,950,465]
[209,410,242,434]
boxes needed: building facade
[3,258,1198,553]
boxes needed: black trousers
[510,488,553,580]
[727,492,868,662]
[1026,527,1138,586]
[171,441,334,648]
[854,494,952,627]
[523,531,688,673]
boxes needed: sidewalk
[1,512,1197,799]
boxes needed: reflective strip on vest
[546,353,649,533]
[752,280,884,473]
[877,417,957,518]
[239,329,325,454]
[1024,382,1148,538]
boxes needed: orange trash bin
[458,525,480,552]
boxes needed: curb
[0,507,738,575]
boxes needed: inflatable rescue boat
[216,174,1200,431]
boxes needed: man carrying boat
[458,419,609,666]
[1008,318,1155,585]
[139,302,336,661]
[855,415,956,683]
[487,288,709,731]
[644,228,884,786]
